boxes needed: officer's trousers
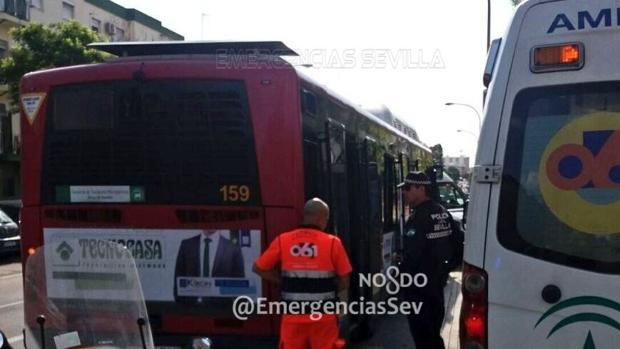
[405,283,447,349]
[406,290,445,349]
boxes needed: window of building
[90,17,101,33]
[62,1,74,20]
[0,104,9,155]
[31,0,43,10]
[0,40,8,58]
[114,27,125,41]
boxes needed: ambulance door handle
[541,284,562,304]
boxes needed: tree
[429,143,444,181]
[447,166,461,181]
[430,144,443,166]
[511,0,524,6]
[0,21,107,112]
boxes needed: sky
[112,0,516,161]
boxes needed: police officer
[397,171,455,349]
[253,198,352,349]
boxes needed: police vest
[279,228,337,303]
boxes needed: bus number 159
[219,185,251,202]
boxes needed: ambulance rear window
[498,82,620,274]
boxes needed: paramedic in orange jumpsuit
[253,198,352,349]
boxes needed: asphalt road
[0,254,460,349]
[0,252,24,349]
[351,271,462,349]
[0,254,406,349]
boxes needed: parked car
[437,173,468,228]
[0,209,19,254]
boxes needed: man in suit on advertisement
[174,229,245,301]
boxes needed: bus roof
[89,41,299,57]
[24,42,429,154]
[295,68,431,152]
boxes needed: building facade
[444,155,470,177]
[29,0,183,41]
[0,0,29,206]
[0,0,183,206]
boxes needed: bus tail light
[460,261,488,349]
[531,43,584,73]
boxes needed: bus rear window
[42,80,261,205]
[499,82,620,274]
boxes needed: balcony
[0,0,28,23]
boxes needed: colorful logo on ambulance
[535,295,620,349]
[539,113,620,234]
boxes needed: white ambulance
[462,0,620,348]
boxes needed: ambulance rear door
[483,1,620,348]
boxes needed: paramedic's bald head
[302,198,330,230]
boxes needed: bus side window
[399,153,411,221]
[303,139,324,200]
[301,89,326,201]
[325,118,350,237]
[383,154,397,231]
[301,89,317,117]
[364,138,383,275]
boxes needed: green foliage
[447,166,461,180]
[511,0,524,6]
[430,143,443,166]
[0,21,107,112]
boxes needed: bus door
[396,153,410,251]
[301,108,351,242]
[324,119,351,243]
[344,136,381,338]
[361,138,382,297]
[381,154,399,274]
[302,137,326,200]
[345,137,363,306]
[304,117,352,285]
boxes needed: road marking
[0,300,23,310]
[8,334,23,344]
[0,273,22,280]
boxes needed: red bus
[19,41,431,347]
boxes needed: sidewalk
[351,271,462,349]
[441,271,462,349]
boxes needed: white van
[462,1,620,348]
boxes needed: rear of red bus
[20,53,305,345]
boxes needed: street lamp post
[457,129,477,138]
[487,0,491,51]
[456,129,479,165]
[445,102,482,132]
[201,13,208,40]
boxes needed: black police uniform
[402,199,455,349]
